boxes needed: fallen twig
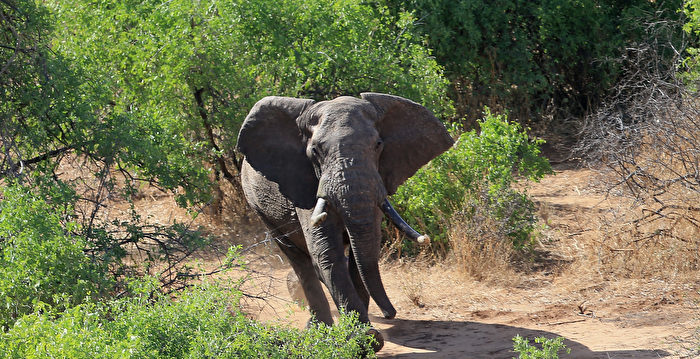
[543,318,587,326]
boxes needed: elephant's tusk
[310,197,328,227]
[380,199,431,245]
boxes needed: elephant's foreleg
[274,236,333,326]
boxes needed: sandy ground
[237,261,699,359]
[234,165,700,358]
[126,163,700,358]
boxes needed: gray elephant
[236,93,453,352]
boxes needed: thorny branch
[576,16,699,245]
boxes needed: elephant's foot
[367,327,384,353]
[381,306,396,319]
[306,319,383,354]
[305,317,317,329]
[286,270,307,306]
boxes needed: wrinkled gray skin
[236,93,453,351]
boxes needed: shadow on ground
[372,316,670,359]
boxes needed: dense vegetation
[0,280,377,358]
[382,0,685,131]
[392,109,552,256]
[1,0,697,356]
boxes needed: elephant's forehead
[314,99,379,138]
[320,97,377,119]
[316,119,377,145]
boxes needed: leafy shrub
[47,0,454,179]
[392,108,552,255]
[0,280,376,359]
[512,335,570,359]
[2,0,217,293]
[382,0,684,132]
[0,185,111,331]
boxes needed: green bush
[1,0,215,293]
[512,335,570,359]
[47,0,454,172]
[392,108,552,255]
[0,280,376,359]
[683,0,700,86]
[2,0,456,297]
[0,185,111,331]
[383,0,684,127]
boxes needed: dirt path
[132,163,699,358]
[73,148,700,357]
[370,266,699,358]
[235,165,700,358]
[239,260,698,358]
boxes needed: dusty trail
[240,261,697,358]
[239,166,700,358]
[135,164,700,358]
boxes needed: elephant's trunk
[323,169,396,319]
[343,210,397,319]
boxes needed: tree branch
[193,87,238,186]
[0,145,72,178]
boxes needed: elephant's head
[237,93,453,319]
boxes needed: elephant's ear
[361,92,454,195]
[236,96,317,207]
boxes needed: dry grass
[439,151,700,289]
[581,108,699,281]
[570,22,700,283]
[380,247,433,308]
[447,209,518,283]
[585,188,700,281]
[397,263,427,308]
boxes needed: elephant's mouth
[310,197,429,244]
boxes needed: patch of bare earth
[128,164,700,358]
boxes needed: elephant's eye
[311,146,320,158]
[375,139,384,150]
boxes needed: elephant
[236,92,453,352]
